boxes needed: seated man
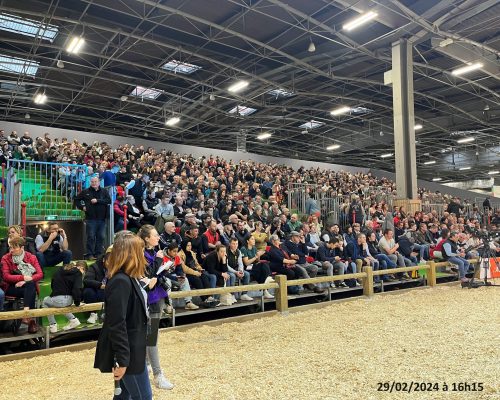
[316,238,347,288]
[203,244,230,288]
[443,231,471,284]
[35,222,72,268]
[202,220,221,253]
[226,238,253,301]
[378,229,411,280]
[159,222,182,250]
[283,231,323,293]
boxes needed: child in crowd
[43,261,86,333]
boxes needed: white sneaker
[232,295,237,303]
[49,323,58,333]
[355,282,361,287]
[264,276,275,284]
[185,301,199,310]
[63,318,81,331]
[263,290,274,299]
[240,294,253,301]
[87,312,98,324]
[154,373,174,390]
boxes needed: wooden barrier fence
[0,259,480,346]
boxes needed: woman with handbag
[178,240,216,305]
[137,225,175,391]
[1,236,43,333]
[94,232,152,400]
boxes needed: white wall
[1,120,368,174]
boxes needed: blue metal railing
[6,159,90,220]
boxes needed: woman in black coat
[94,233,152,400]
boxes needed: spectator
[35,222,72,268]
[1,237,43,333]
[202,220,221,253]
[251,221,269,252]
[0,224,36,258]
[240,236,274,298]
[178,240,216,304]
[443,231,471,283]
[234,220,251,248]
[286,213,302,232]
[43,261,86,333]
[378,229,411,280]
[316,239,347,288]
[125,174,150,205]
[158,221,182,250]
[283,231,323,293]
[83,252,110,324]
[74,176,111,260]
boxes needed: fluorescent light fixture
[257,132,272,140]
[487,170,499,175]
[66,36,85,54]
[330,106,351,116]
[267,88,294,98]
[326,144,341,150]
[228,80,249,93]
[432,178,442,181]
[380,153,393,158]
[459,166,471,171]
[33,93,47,104]
[343,11,378,31]
[162,60,201,74]
[299,120,324,130]
[414,124,423,130]
[451,62,483,76]
[129,85,162,100]
[351,106,373,114]
[0,13,58,42]
[424,160,436,165]
[228,105,257,116]
[0,54,39,77]
[165,116,180,126]
[457,137,475,144]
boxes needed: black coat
[50,267,83,306]
[203,250,227,286]
[94,272,148,375]
[83,258,107,290]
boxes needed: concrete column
[392,39,417,199]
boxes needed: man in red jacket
[1,236,43,332]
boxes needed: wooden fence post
[427,261,437,287]
[363,266,374,297]
[274,274,288,314]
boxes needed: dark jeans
[86,219,106,258]
[36,250,72,268]
[113,364,152,400]
[250,262,272,284]
[83,287,105,303]
[5,281,37,309]
[187,273,211,300]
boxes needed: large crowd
[0,127,499,388]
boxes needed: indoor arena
[0,1,499,399]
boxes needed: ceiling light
[432,178,442,181]
[308,38,316,53]
[120,95,128,101]
[209,94,215,101]
[380,153,393,158]
[24,113,30,119]
[451,62,483,76]
[33,93,47,104]
[343,11,378,31]
[330,106,351,116]
[414,124,423,130]
[456,137,475,144]
[165,116,180,126]
[459,166,471,171]
[326,144,341,151]
[487,170,499,175]
[56,59,64,69]
[424,160,436,165]
[66,36,85,54]
[257,132,272,140]
[228,80,249,93]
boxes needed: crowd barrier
[0,258,480,350]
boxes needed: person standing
[94,232,153,400]
[75,176,111,260]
